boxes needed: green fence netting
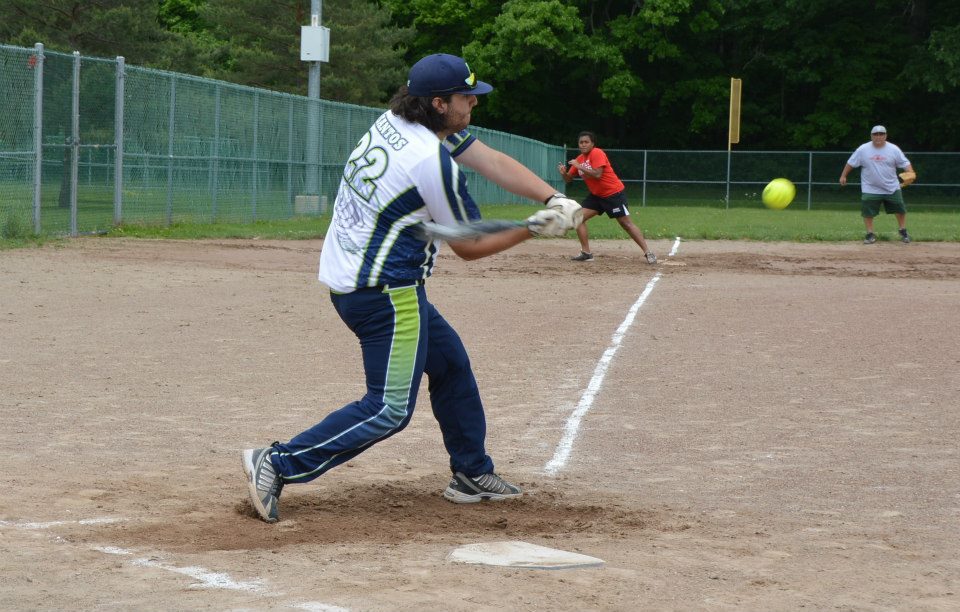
[3,42,959,237]
[0,43,566,236]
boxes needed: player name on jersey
[374,114,410,151]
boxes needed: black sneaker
[242,446,284,522]
[645,252,657,264]
[899,228,911,243]
[571,251,594,262]
[443,472,522,503]
[863,232,877,244]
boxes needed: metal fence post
[114,56,125,225]
[212,84,220,221]
[252,92,259,220]
[287,100,294,215]
[807,151,813,210]
[318,100,325,212]
[70,51,80,236]
[32,43,44,234]
[724,149,731,210]
[642,149,648,207]
[166,75,175,226]
[306,101,319,198]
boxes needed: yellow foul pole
[726,78,742,207]
[728,77,742,152]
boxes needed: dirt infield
[1,237,958,611]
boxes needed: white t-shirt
[318,113,480,292]
[846,142,911,195]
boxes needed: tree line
[2,0,958,150]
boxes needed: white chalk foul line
[96,546,349,610]
[94,546,267,592]
[3,516,350,610]
[668,236,682,257]
[544,237,682,476]
[96,547,349,609]
[295,603,352,612]
[0,516,125,530]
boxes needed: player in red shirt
[558,131,656,264]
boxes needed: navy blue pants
[271,283,495,482]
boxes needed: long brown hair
[389,86,451,133]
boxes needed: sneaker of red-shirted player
[570,250,594,262]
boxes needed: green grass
[101,205,960,243]
[105,217,329,240]
[0,236,61,250]
[573,206,960,242]
[490,204,960,242]
[2,204,959,250]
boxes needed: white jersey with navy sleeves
[443,129,476,157]
[319,112,481,293]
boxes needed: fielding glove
[898,171,916,188]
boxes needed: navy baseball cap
[406,54,493,97]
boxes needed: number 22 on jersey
[343,132,387,202]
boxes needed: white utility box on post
[301,26,330,62]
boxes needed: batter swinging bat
[418,219,537,242]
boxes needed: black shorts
[582,190,630,218]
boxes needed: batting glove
[544,193,584,230]
[526,209,567,237]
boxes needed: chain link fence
[560,148,960,211]
[4,42,959,238]
[0,43,565,237]
[0,44,38,237]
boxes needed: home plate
[448,541,604,570]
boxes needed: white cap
[871,125,887,134]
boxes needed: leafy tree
[197,0,412,104]
[460,0,724,146]
[708,0,960,150]
[896,1,960,149]
[0,0,170,65]
[912,25,960,92]
[580,0,725,147]
[158,0,208,34]
[703,0,908,149]
[381,0,960,150]
[154,0,226,76]
[197,0,311,92]
[463,0,589,142]
[380,0,502,60]
[319,0,414,104]
[2,0,957,149]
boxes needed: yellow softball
[762,178,796,209]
